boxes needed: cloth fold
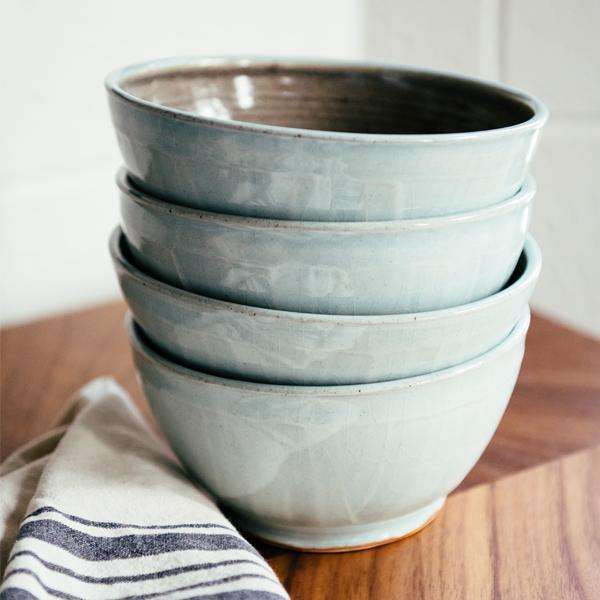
[0,378,288,599]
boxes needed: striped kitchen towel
[0,378,288,599]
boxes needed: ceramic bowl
[106,57,547,221]
[112,227,540,385]
[129,310,530,551]
[119,169,534,315]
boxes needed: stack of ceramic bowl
[106,57,547,551]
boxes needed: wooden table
[2,302,600,598]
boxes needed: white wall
[2,0,599,337]
[364,0,600,337]
[0,0,361,325]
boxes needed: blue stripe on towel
[130,573,280,599]
[186,593,287,600]
[0,587,281,600]
[0,588,40,600]
[17,519,259,560]
[26,507,235,532]
[0,586,286,600]
[1,570,78,600]
[6,551,274,584]
[0,589,287,600]
[2,569,286,600]
[2,506,287,599]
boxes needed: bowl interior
[119,62,535,135]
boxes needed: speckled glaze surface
[106,57,547,221]
[112,228,540,385]
[128,311,530,550]
[119,170,534,315]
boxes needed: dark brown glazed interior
[121,63,535,135]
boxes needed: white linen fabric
[0,378,288,600]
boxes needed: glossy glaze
[119,170,534,315]
[129,311,530,550]
[106,57,547,221]
[112,228,540,385]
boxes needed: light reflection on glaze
[233,75,255,111]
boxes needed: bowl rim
[128,309,530,396]
[105,55,549,143]
[111,226,541,325]
[117,168,535,232]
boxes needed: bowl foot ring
[235,496,446,553]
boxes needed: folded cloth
[0,378,288,600]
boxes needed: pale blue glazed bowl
[129,311,530,551]
[112,227,540,385]
[119,169,534,315]
[106,57,547,221]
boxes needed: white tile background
[0,0,361,324]
[364,0,600,337]
[2,0,598,337]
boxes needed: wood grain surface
[266,445,600,599]
[2,301,600,598]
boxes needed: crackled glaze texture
[129,312,530,550]
[106,57,547,221]
[112,228,540,385]
[119,170,534,315]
